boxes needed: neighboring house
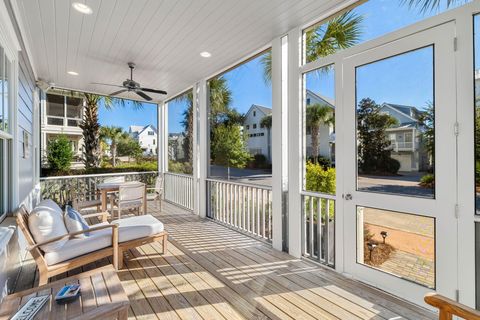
[243,90,336,164]
[305,90,335,162]
[41,93,85,169]
[168,132,186,161]
[243,105,272,161]
[379,103,429,172]
[129,124,158,156]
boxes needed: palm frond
[400,0,467,13]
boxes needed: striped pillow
[64,205,90,237]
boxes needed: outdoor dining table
[97,181,147,215]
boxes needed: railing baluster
[326,199,331,265]
[309,196,314,258]
[317,198,323,263]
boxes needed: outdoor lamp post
[380,231,388,244]
[367,242,377,263]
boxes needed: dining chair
[112,181,146,219]
[147,175,164,211]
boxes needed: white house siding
[2,0,40,301]
[130,125,157,156]
[244,105,271,161]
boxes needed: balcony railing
[390,141,415,151]
[301,191,335,267]
[46,116,82,127]
[207,179,272,241]
[163,172,194,210]
[40,171,158,205]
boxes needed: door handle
[344,193,352,200]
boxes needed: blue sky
[98,99,157,132]
[102,0,469,134]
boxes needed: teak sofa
[17,202,168,285]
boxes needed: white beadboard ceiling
[13,0,349,102]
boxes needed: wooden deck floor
[14,201,436,320]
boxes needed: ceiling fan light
[200,51,211,58]
[67,71,79,76]
[72,2,93,15]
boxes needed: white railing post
[158,102,168,175]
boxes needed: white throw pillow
[64,205,90,238]
[28,199,69,252]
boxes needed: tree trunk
[80,100,101,169]
[311,125,320,163]
[112,142,117,167]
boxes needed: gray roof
[382,103,422,120]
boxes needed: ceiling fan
[92,62,167,101]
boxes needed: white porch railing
[40,171,159,204]
[163,172,194,210]
[301,191,335,267]
[207,179,272,241]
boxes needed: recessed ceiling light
[72,2,92,15]
[67,71,79,76]
[200,51,211,58]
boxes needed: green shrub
[47,135,73,171]
[307,156,332,169]
[168,160,193,174]
[384,157,401,174]
[247,154,271,169]
[419,174,435,189]
[305,162,336,194]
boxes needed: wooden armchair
[147,175,164,210]
[425,293,480,320]
[16,205,118,286]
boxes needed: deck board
[14,201,436,320]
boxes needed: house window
[246,125,250,130]
[306,98,311,105]
[253,124,257,129]
[148,131,154,136]
[253,111,256,117]
[0,45,13,222]
[153,139,156,145]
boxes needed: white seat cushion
[44,215,164,265]
[44,223,112,265]
[28,199,69,252]
[112,214,164,243]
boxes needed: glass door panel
[343,22,457,305]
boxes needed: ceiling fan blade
[91,82,124,88]
[135,90,152,101]
[140,87,167,95]
[110,89,128,96]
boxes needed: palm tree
[80,93,141,169]
[178,77,233,165]
[260,114,272,160]
[100,126,125,167]
[401,0,466,13]
[306,104,333,163]
[261,11,363,83]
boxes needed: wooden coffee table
[0,265,129,320]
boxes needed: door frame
[293,1,480,308]
[342,22,457,305]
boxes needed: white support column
[192,84,200,215]
[455,3,477,307]
[197,80,208,218]
[158,102,168,174]
[271,35,287,251]
[287,27,302,258]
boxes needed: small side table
[0,265,129,320]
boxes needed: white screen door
[342,22,457,304]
